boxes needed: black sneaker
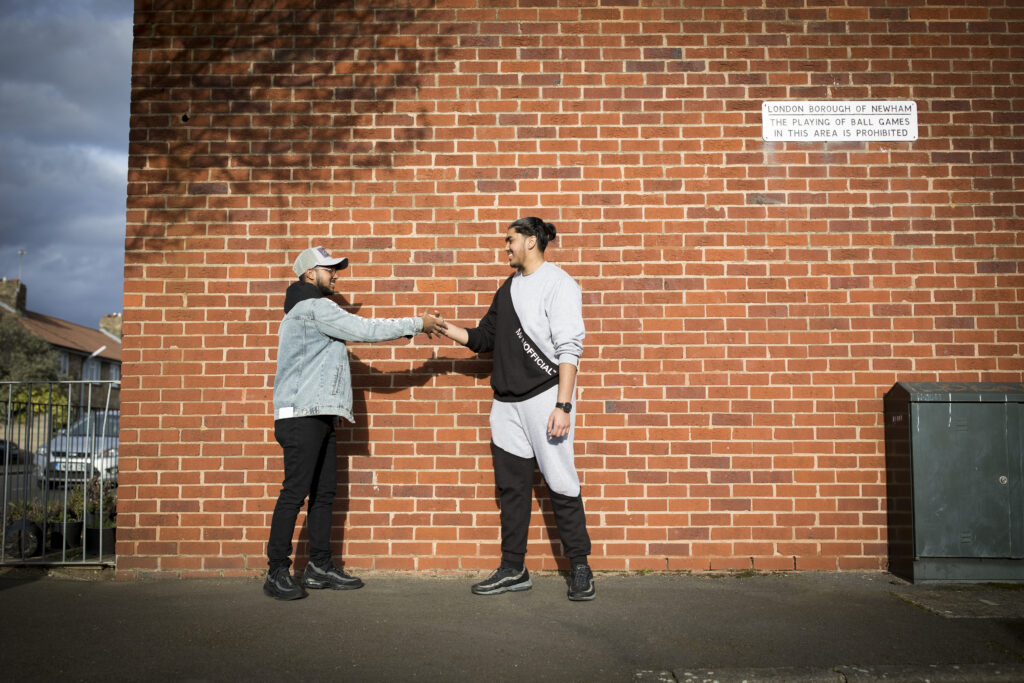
[263,567,307,601]
[303,562,364,590]
[471,565,532,595]
[567,563,595,601]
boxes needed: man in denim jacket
[264,246,442,600]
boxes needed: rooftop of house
[0,278,121,363]
[18,309,121,363]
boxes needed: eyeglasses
[315,266,337,274]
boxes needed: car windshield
[66,412,119,436]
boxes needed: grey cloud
[0,0,131,328]
[0,138,127,239]
[0,3,131,149]
[0,140,126,328]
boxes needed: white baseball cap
[293,246,349,277]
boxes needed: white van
[34,410,119,487]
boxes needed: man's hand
[437,319,469,345]
[547,407,571,439]
[420,310,444,338]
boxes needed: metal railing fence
[1,380,120,566]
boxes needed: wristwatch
[555,402,572,413]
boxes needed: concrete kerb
[639,664,1024,682]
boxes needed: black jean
[267,416,338,571]
[491,441,591,567]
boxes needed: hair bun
[543,222,557,242]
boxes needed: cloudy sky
[0,0,132,329]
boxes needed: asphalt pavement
[2,568,1024,682]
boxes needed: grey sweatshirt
[465,261,585,401]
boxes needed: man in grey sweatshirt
[438,217,595,601]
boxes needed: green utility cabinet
[884,382,1024,583]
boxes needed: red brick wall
[121,0,1024,578]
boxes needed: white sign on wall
[761,101,918,142]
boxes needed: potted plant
[45,496,82,550]
[64,484,87,549]
[81,477,116,555]
[3,499,43,558]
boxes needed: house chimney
[100,313,123,340]
[0,278,26,314]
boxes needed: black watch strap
[555,402,572,413]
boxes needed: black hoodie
[283,280,323,314]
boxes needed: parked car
[0,440,22,465]
[35,410,119,486]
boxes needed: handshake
[418,310,465,344]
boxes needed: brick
[120,2,1024,578]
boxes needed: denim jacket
[272,281,423,422]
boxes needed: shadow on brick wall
[127,1,453,239]
[343,354,491,456]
